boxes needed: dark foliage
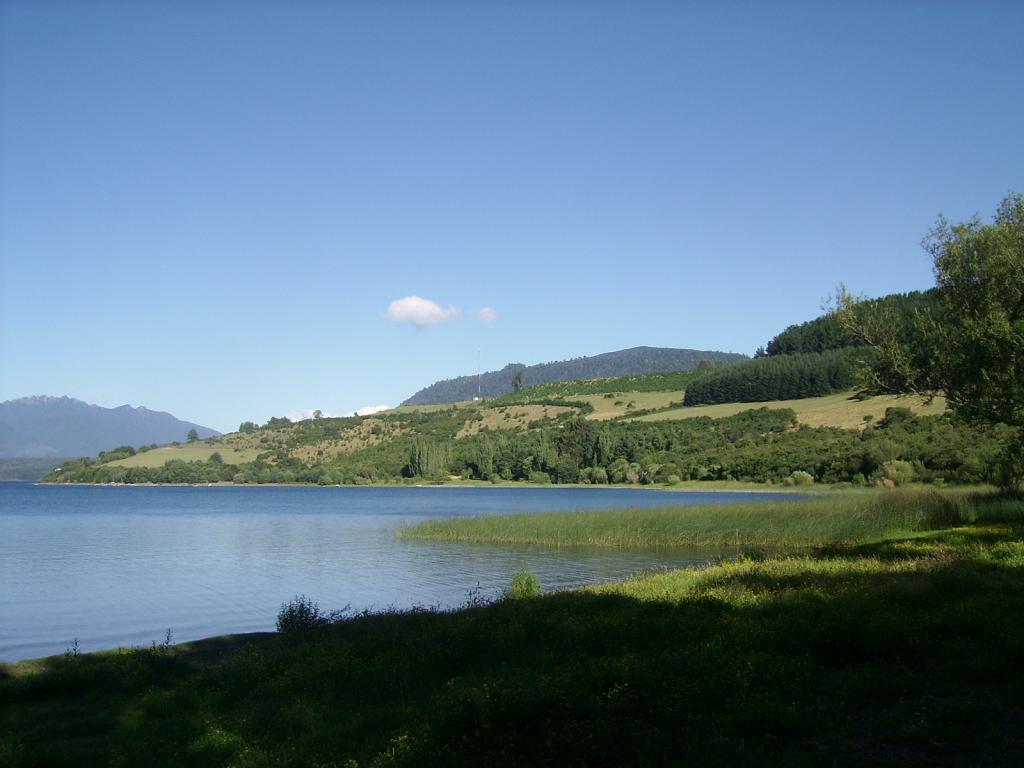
[765,290,940,357]
[402,346,747,405]
[682,349,861,406]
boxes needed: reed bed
[5,495,1024,765]
[399,491,1013,548]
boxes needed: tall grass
[5,502,1024,765]
[399,491,1020,548]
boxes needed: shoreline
[4,494,1021,765]
[32,479,821,493]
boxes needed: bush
[508,571,540,599]
[790,470,815,486]
[608,458,630,484]
[527,471,551,484]
[876,459,916,487]
[276,595,338,635]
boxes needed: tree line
[682,349,861,405]
[46,407,1014,489]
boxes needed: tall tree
[927,193,1024,486]
[839,193,1023,486]
[925,193,1024,429]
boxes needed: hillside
[763,289,939,357]
[0,396,219,458]
[669,290,944,408]
[401,346,747,405]
[48,364,1001,490]
[43,284,994,490]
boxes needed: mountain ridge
[402,346,747,406]
[0,395,220,458]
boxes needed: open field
[456,404,577,437]
[576,390,684,419]
[633,390,948,428]
[106,445,263,468]
[390,401,479,414]
[3,491,1023,766]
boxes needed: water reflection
[0,484,789,662]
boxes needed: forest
[681,348,862,405]
[46,405,1013,489]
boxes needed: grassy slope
[96,385,946,473]
[106,444,263,468]
[3,493,1023,766]
[577,390,684,419]
[634,390,947,428]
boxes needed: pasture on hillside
[633,391,947,429]
[106,445,262,468]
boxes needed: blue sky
[1,1,1022,433]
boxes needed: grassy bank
[3,493,1024,766]
[399,490,1016,548]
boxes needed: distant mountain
[402,346,748,406]
[0,457,68,481]
[0,396,220,458]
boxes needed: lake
[0,483,791,662]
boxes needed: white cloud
[353,404,390,416]
[285,409,339,422]
[386,295,459,328]
[286,405,390,421]
[477,307,498,325]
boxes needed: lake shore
[4,490,1022,766]
[38,477,823,493]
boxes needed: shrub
[527,471,551,484]
[665,474,682,485]
[790,470,815,486]
[626,463,642,484]
[876,459,916,487]
[608,458,630,484]
[276,595,335,635]
[553,457,580,484]
[508,571,540,599]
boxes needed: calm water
[1,483,788,662]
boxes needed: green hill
[41,285,1010,490]
[402,346,747,405]
[46,376,1002,489]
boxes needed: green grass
[398,491,990,548]
[3,494,1024,766]
[633,390,948,428]
[575,390,685,419]
[107,445,262,468]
